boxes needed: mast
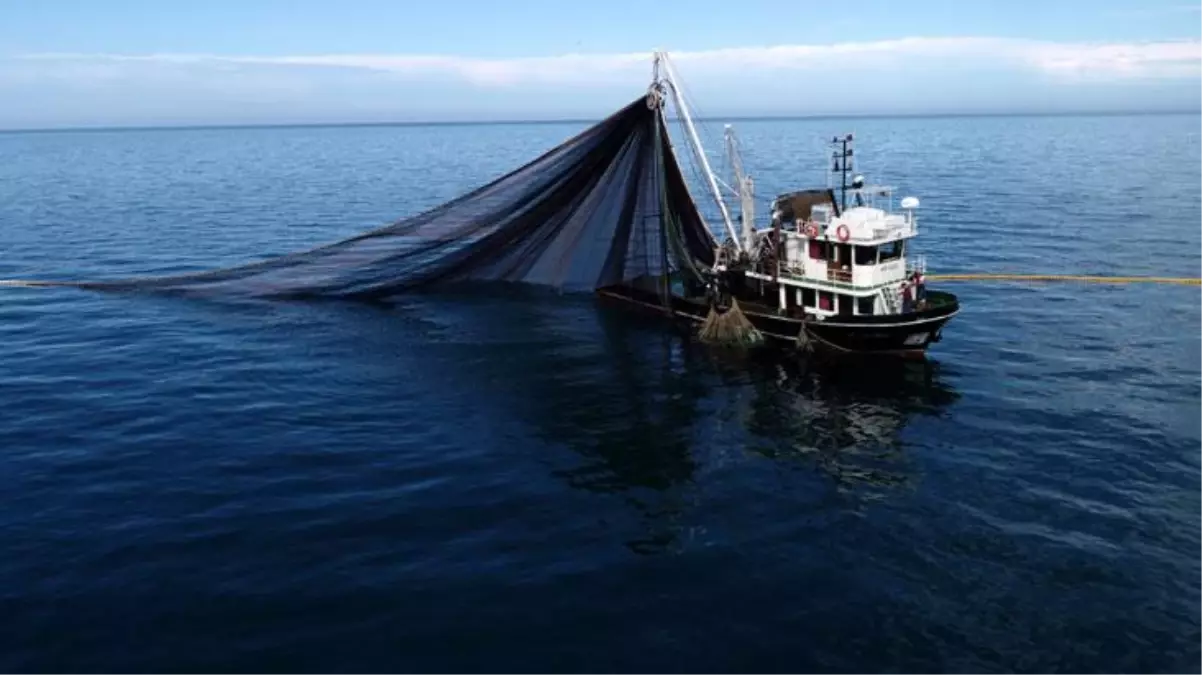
[831,133,853,212]
[655,51,742,252]
[724,124,755,252]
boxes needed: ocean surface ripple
[0,113,1198,672]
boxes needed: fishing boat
[597,51,960,357]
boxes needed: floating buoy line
[924,274,1200,286]
[0,273,1198,291]
[0,279,75,288]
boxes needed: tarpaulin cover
[44,95,718,300]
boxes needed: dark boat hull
[596,284,959,357]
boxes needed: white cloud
[16,50,651,88]
[1103,3,1202,17]
[18,36,1202,88]
[1018,40,1202,79]
[4,37,1197,127]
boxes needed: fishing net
[16,95,719,302]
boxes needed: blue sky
[0,0,1199,128]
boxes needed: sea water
[0,113,1197,672]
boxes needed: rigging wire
[659,56,736,239]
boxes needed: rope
[0,279,77,287]
[5,273,1198,290]
[924,274,1200,286]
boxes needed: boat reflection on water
[481,297,962,553]
[329,288,960,555]
[736,355,960,497]
[550,350,960,552]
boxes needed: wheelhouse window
[854,245,877,266]
[878,239,905,262]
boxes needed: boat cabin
[742,183,925,319]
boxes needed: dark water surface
[0,113,1198,673]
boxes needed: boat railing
[782,261,806,276]
[827,268,853,283]
[908,255,927,276]
[870,220,917,241]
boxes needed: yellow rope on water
[1,273,1198,291]
[925,274,1201,286]
[0,280,71,287]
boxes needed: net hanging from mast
[12,94,718,301]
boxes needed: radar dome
[900,196,920,209]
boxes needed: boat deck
[597,281,960,356]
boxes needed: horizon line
[2,107,1199,134]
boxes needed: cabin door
[836,243,853,267]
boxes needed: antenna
[901,196,920,229]
[831,133,854,212]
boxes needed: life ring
[836,224,850,242]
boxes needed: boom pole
[656,51,742,252]
[724,124,756,252]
